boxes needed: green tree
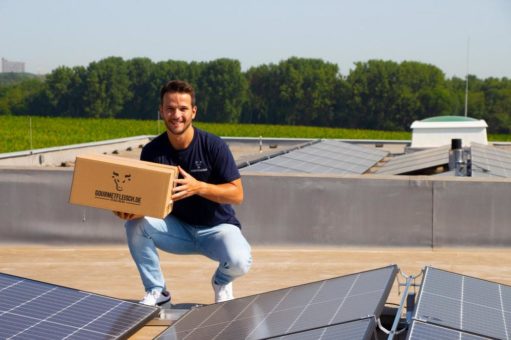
[197,59,247,123]
[481,77,511,133]
[397,61,452,126]
[42,66,86,117]
[274,58,339,126]
[347,60,453,130]
[1,55,509,134]
[153,60,199,90]
[347,60,401,129]
[332,76,351,126]
[241,64,275,124]
[83,57,131,118]
[0,73,43,87]
[244,57,340,126]
[0,78,45,116]
[123,58,157,119]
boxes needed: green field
[1,115,509,154]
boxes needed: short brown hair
[160,80,196,106]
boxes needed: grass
[1,115,508,153]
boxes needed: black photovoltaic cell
[407,321,490,340]
[0,272,159,340]
[409,266,511,340]
[157,265,397,340]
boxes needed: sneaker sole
[155,298,170,306]
[156,291,171,306]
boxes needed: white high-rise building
[2,58,25,73]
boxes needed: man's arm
[172,166,243,205]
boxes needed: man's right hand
[113,211,143,220]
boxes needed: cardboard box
[69,154,178,218]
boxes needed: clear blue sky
[1,0,510,78]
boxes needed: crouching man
[115,80,252,305]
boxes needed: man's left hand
[172,166,205,201]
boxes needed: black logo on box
[94,170,142,205]
[112,171,131,191]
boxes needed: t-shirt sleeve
[140,138,158,163]
[212,140,240,183]
[140,146,149,162]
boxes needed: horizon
[1,55,509,81]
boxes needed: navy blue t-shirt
[140,127,241,228]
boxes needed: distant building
[1,58,25,73]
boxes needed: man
[115,80,252,306]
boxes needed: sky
[0,0,510,79]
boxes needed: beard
[164,118,193,136]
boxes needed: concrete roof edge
[0,135,153,160]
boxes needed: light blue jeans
[125,215,252,292]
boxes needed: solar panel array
[157,265,397,340]
[0,272,159,340]
[240,140,388,174]
[407,266,511,339]
[376,146,450,175]
[402,143,511,178]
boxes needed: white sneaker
[212,276,233,303]
[139,289,171,306]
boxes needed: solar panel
[0,272,159,339]
[470,143,511,178]
[376,146,449,175]
[408,266,511,339]
[240,140,387,174]
[157,265,397,340]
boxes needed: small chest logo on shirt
[190,160,208,173]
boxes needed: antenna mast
[464,37,470,117]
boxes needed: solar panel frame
[157,265,397,340]
[407,320,491,340]
[411,266,511,339]
[0,272,159,340]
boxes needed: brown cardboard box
[69,154,178,218]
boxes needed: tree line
[0,57,510,133]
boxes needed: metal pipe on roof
[450,138,472,177]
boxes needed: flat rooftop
[2,137,511,338]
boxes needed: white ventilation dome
[410,116,488,148]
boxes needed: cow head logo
[112,171,131,191]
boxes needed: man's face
[160,92,197,136]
